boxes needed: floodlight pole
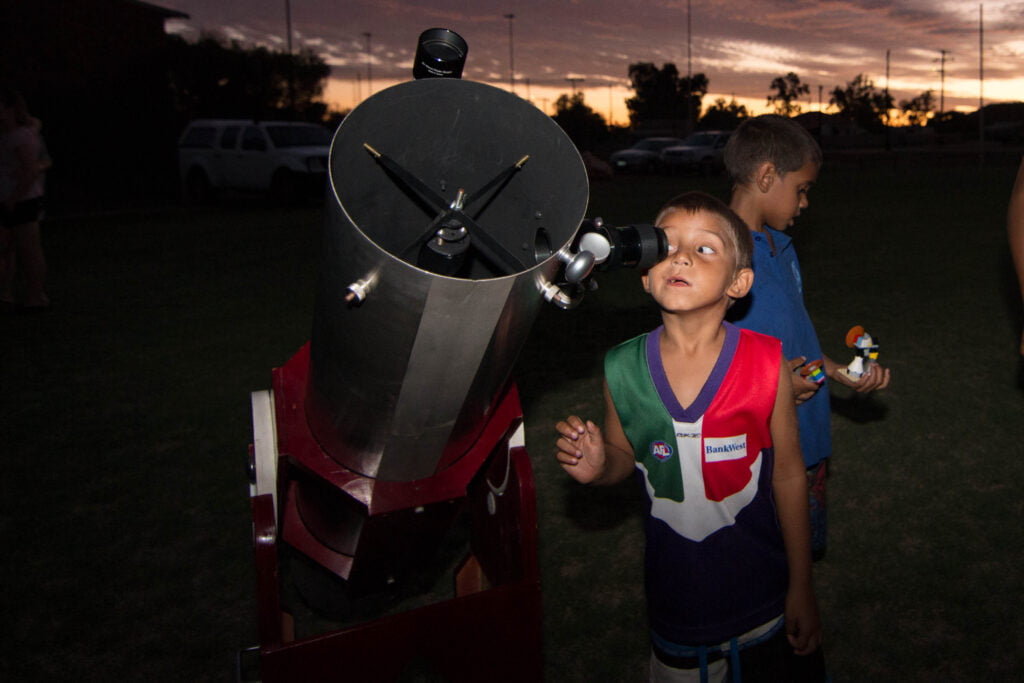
[504,13,516,94]
[884,49,890,125]
[884,49,891,150]
[979,3,985,167]
[686,0,692,80]
[285,0,295,113]
[363,32,373,98]
[686,0,692,133]
[285,0,293,55]
[817,84,823,141]
[935,49,951,116]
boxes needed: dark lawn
[2,154,1023,681]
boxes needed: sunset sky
[160,0,1023,125]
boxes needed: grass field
[2,154,1023,682]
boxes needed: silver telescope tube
[305,78,589,482]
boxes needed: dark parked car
[659,131,732,175]
[659,129,733,175]
[609,137,685,173]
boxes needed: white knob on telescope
[578,231,612,265]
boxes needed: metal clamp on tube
[538,278,584,310]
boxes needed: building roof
[124,0,189,20]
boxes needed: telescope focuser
[544,218,667,308]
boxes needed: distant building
[0,0,189,204]
[794,112,865,139]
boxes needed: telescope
[243,28,665,681]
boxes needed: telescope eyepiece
[413,28,468,80]
[576,221,667,272]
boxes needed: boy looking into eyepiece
[725,115,890,560]
[555,192,824,681]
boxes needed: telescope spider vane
[363,142,530,276]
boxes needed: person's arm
[554,381,636,486]
[770,354,823,655]
[823,352,890,394]
[1009,158,1024,355]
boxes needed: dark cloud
[161,0,1022,111]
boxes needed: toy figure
[838,325,879,381]
[800,359,826,386]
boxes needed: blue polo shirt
[727,227,831,468]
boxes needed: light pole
[979,3,985,167]
[285,0,295,111]
[935,49,951,116]
[504,13,515,94]
[816,85,823,142]
[686,0,692,133]
[566,76,584,96]
[363,32,373,98]
[285,0,293,56]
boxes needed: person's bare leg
[0,226,15,306]
[15,221,48,307]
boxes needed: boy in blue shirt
[556,192,824,681]
[724,115,891,560]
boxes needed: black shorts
[1,197,44,228]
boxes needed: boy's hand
[555,416,607,484]
[785,583,823,655]
[826,356,891,394]
[788,356,821,404]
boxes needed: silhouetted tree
[551,92,608,150]
[166,33,331,123]
[828,74,893,132]
[625,63,708,128]
[900,90,935,127]
[767,72,809,116]
[700,97,749,129]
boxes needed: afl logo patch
[651,441,673,462]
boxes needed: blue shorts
[651,618,826,682]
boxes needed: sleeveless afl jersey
[604,322,788,645]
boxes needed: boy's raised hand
[555,416,607,484]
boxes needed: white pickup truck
[177,119,331,203]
